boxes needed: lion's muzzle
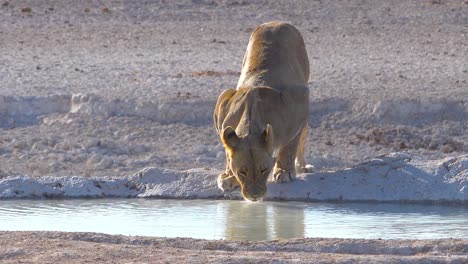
[241,184,267,202]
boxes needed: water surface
[0,199,466,240]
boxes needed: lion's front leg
[217,174,240,192]
[273,133,301,183]
[217,151,240,192]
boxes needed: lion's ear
[263,124,273,149]
[222,126,240,150]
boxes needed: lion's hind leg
[295,125,315,174]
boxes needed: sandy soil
[1,0,467,262]
[0,0,467,177]
[0,231,467,263]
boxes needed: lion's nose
[250,195,261,201]
[247,192,264,201]
[242,186,266,202]
[245,195,262,202]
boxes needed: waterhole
[0,199,466,240]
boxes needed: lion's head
[221,124,275,201]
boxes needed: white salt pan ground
[0,93,466,178]
[1,152,466,203]
[0,0,466,202]
[1,0,467,180]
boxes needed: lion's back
[217,21,310,148]
[237,21,310,89]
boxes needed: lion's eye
[238,171,247,179]
[260,168,268,176]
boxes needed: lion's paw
[296,164,315,174]
[273,168,296,183]
[217,173,240,192]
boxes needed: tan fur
[213,21,312,201]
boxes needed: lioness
[214,21,312,201]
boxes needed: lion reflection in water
[224,201,305,240]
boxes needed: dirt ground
[0,231,467,263]
[1,0,467,262]
[0,0,467,177]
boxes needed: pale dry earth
[1,0,468,262]
[0,231,467,263]
[0,0,467,177]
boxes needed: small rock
[130,145,147,155]
[441,144,455,153]
[399,142,408,149]
[20,7,31,13]
[87,154,103,165]
[96,158,113,169]
[86,138,101,148]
